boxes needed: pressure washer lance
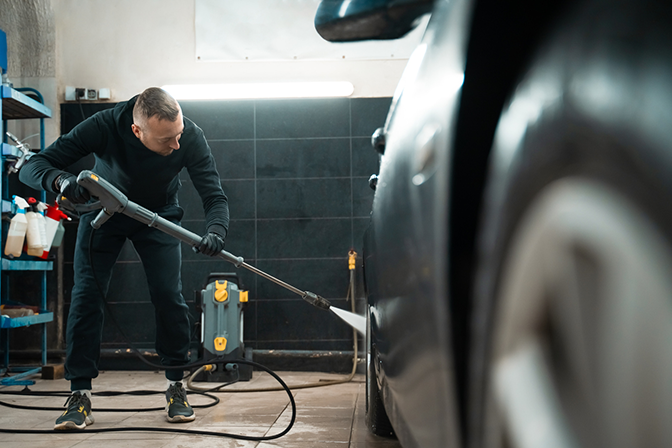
[65,170,332,311]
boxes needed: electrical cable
[0,389,220,412]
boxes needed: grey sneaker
[165,382,195,422]
[54,392,94,430]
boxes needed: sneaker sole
[54,414,94,430]
[166,413,196,423]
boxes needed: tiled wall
[55,97,390,359]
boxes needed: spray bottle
[26,197,48,257]
[51,221,65,248]
[40,202,70,259]
[4,196,29,258]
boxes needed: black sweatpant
[65,205,190,390]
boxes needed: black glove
[56,173,91,204]
[197,232,225,256]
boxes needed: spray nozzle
[45,202,71,221]
[12,195,29,210]
[302,291,331,310]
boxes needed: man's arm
[19,115,104,193]
[185,127,230,239]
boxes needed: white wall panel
[195,0,427,61]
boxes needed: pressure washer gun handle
[75,170,245,267]
[56,195,103,218]
[91,209,115,229]
[77,171,128,214]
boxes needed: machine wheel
[366,309,395,437]
[470,3,672,448]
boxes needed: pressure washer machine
[194,272,253,383]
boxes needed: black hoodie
[19,96,229,237]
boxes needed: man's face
[131,109,184,156]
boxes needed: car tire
[469,2,672,448]
[366,309,395,438]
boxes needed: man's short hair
[133,87,180,123]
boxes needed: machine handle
[91,209,114,229]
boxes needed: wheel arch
[447,0,575,438]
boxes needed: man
[19,87,228,429]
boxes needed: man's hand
[56,173,91,204]
[197,232,225,256]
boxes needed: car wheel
[470,3,672,448]
[366,308,395,437]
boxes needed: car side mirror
[314,0,434,42]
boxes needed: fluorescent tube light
[162,82,354,100]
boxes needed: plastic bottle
[40,202,70,259]
[51,221,65,248]
[26,197,47,257]
[4,196,29,258]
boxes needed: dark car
[316,0,672,447]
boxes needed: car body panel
[365,0,472,446]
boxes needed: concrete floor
[0,370,403,447]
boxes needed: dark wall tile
[208,140,255,180]
[257,178,350,219]
[352,137,380,177]
[352,217,371,254]
[225,220,256,259]
[255,259,350,300]
[61,103,117,134]
[179,179,255,221]
[256,138,350,179]
[242,300,257,345]
[224,180,256,220]
[180,100,254,140]
[353,177,375,218]
[350,97,392,137]
[255,99,350,139]
[257,218,350,259]
[255,298,352,343]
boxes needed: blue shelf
[1,82,52,370]
[1,85,51,119]
[1,300,53,329]
[1,258,53,271]
[2,141,22,157]
[1,311,53,328]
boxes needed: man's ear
[131,123,141,139]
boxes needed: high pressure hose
[1,192,362,440]
[0,229,297,441]
[186,250,361,393]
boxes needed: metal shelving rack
[0,28,54,385]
